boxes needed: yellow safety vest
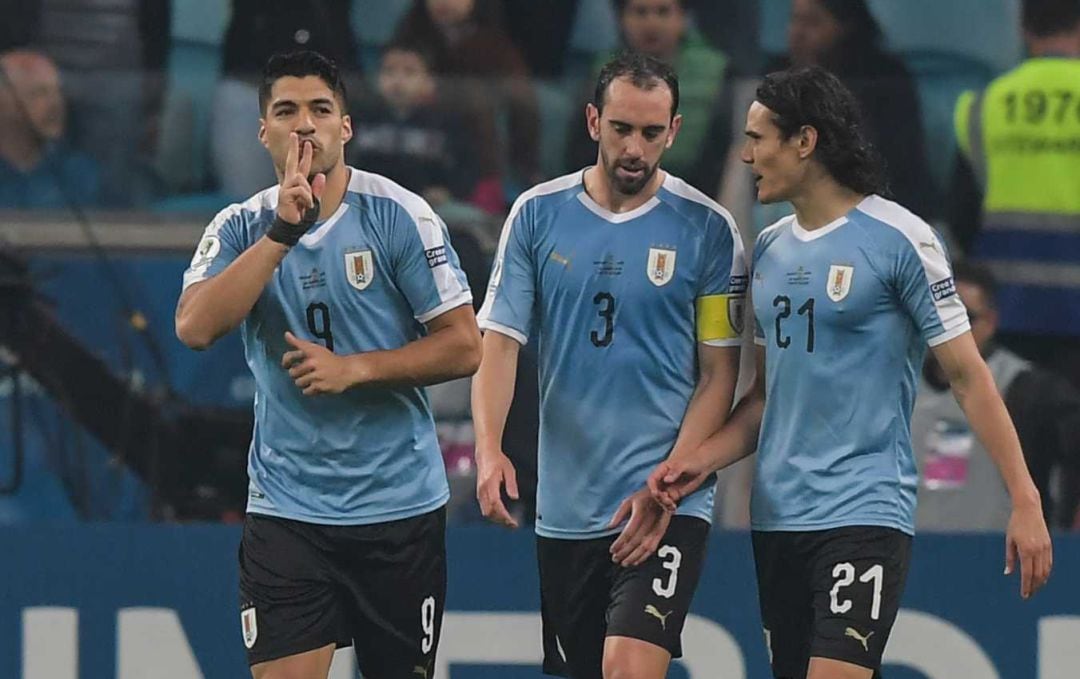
[955,57,1080,335]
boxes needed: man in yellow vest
[952,0,1080,387]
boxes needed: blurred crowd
[0,0,1077,530]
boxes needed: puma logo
[644,604,673,630]
[412,664,430,678]
[919,240,939,252]
[845,626,875,652]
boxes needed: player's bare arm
[281,304,481,395]
[176,134,324,350]
[931,331,1053,599]
[650,345,767,510]
[609,343,740,566]
[471,330,522,529]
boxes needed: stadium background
[0,1,1076,677]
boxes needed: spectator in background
[770,0,936,218]
[6,0,170,207]
[347,40,481,209]
[394,0,540,207]
[564,0,732,195]
[498,0,580,79]
[0,50,101,208]
[950,0,1080,390]
[212,0,359,200]
[915,262,1080,532]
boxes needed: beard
[601,147,657,196]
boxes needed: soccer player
[648,66,1053,679]
[472,51,746,679]
[175,50,480,679]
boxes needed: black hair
[816,0,884,50]
[258,50,348,114]
[594,50,680,118]
[1022,0,1080,37]
[755,66,887,196]
[381,38,436,72]
[953,260,999,309]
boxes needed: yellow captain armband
[696,293,746,342]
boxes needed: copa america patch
[425,246,448,268]
[729,274,749,294]
[931,276,957,301]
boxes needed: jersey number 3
[590,292,616,347]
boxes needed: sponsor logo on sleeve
[729,274,748,294]
[425,246,448,268]
[931,276,957,301]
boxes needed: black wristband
[267,198,321,246]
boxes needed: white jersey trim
[348,168,467,305]
[298,199,351,247]
[857,195,969,338]
[791,214,849,242]
[663,173,747,282]
[478,320,528,345]
[702,338,744,348]
[927,321,972,347]
[416,291,474,324]
[477,171,583,328]
[577,192,661,223]
[182,186,278,290]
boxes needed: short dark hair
[1022,0,1080,37]
[755,66,887,196]
[953,260,999,309]
[381,38,436,72]
[594,50,680,118]
[259,50,348,114]
[816,0,884,48]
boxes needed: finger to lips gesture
[278,132,326,224]
[281,331,349,396]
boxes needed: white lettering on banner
[1039,616,1080,679]
[23,608,77,679]
[17,607,1077,677]
[884,610,999,678]
[117,609,204,679]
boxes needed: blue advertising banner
[0,525,1076,678]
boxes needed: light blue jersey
[750,195,969,536]
[478,171,747,539]
[182,168,472,525]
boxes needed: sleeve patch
[425,245,448,268]
[931,277,957,301]
[697,293,745,341]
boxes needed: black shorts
[238,507,446,677]
[752,526,912,678]
[537,515,710,679]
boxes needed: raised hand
[267,134,327,246]
[279,133,326,223]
